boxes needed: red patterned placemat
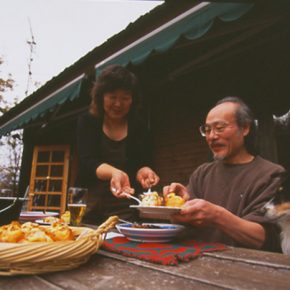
[102,237,226,265]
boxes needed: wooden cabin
[0,1,289,213]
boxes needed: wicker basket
[0,215,119,276]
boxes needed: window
[28,145,70,213]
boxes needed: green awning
[95,2,254,71]
[0,77,82,136]
[0,2,253,136]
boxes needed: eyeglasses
[199,122,231,137]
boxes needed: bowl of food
[130,192,185,220]
[116,222,185,243]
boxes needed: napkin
[102,237,226,265]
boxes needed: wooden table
[1,234,290,290]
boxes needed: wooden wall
[150,89,209,187]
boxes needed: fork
[111,187,142,205]
[143,188,152,195]
[123,193,142,205]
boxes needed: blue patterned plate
[116,223,185,242]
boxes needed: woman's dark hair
[216,96,257,155]
[89,64,140,118]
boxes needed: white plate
[130,205,181,220]
[34,219,51,225]
[116,223,185,242]
[20,211,59,222]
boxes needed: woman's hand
[136,167,160,189]
[162,182,190,201]
[110,169,134,198]
[96,163,134,198]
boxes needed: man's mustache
[210,142,224,147]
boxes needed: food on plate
[131,223,161,229]
[0,221,75,243]
[39,211,70,225]
[140,191,185,208]
[61,211,71,224]
[43,216,61,224]
[164,192,185,207]
[140,191,164,206]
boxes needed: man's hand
[136,167,160,189]
[163,182,190,201]
[172,198,265,249]
[172,199,223,227]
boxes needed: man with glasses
[163,97,285,252]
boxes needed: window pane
[36,165,49,177]
[32,194,45,207]
[37,151,50,162]
[47,195,61,207]
[48,180,62,192]
[51,165,63,177]
[34,180,47,192]
[52,151,65,162]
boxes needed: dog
[264,173,290,255]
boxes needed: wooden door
[28,145,70,213]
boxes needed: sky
[0,0,163,104]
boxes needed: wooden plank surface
[204,246,290,269]
[1,249,290,290]
[43,255,225,290]
[2,226,290,290]
[98,249,290,290]
[0,275,63,290]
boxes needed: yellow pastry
[141,191,164,206]
[61,211,71,224]
[0,221,24,243]
[45,223,74,241]
[165,192,185,207]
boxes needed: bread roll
[165,192,185,207]
[141,191,164,206]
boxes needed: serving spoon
[143,187,152,195]
[111,187,142,205]
[123,193,142,205]
[118,218,134,224]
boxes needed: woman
[77,64,159,224]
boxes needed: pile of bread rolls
[0,221,74,243]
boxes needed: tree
[0,57,14,114]
[0,21,39,195]
[0,57,22,195]
[0,132,22,195]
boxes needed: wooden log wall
[150,91,209,187]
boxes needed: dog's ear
[272,172,290,202]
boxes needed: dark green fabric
[96,2,254,70]
[0,79,82,135]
